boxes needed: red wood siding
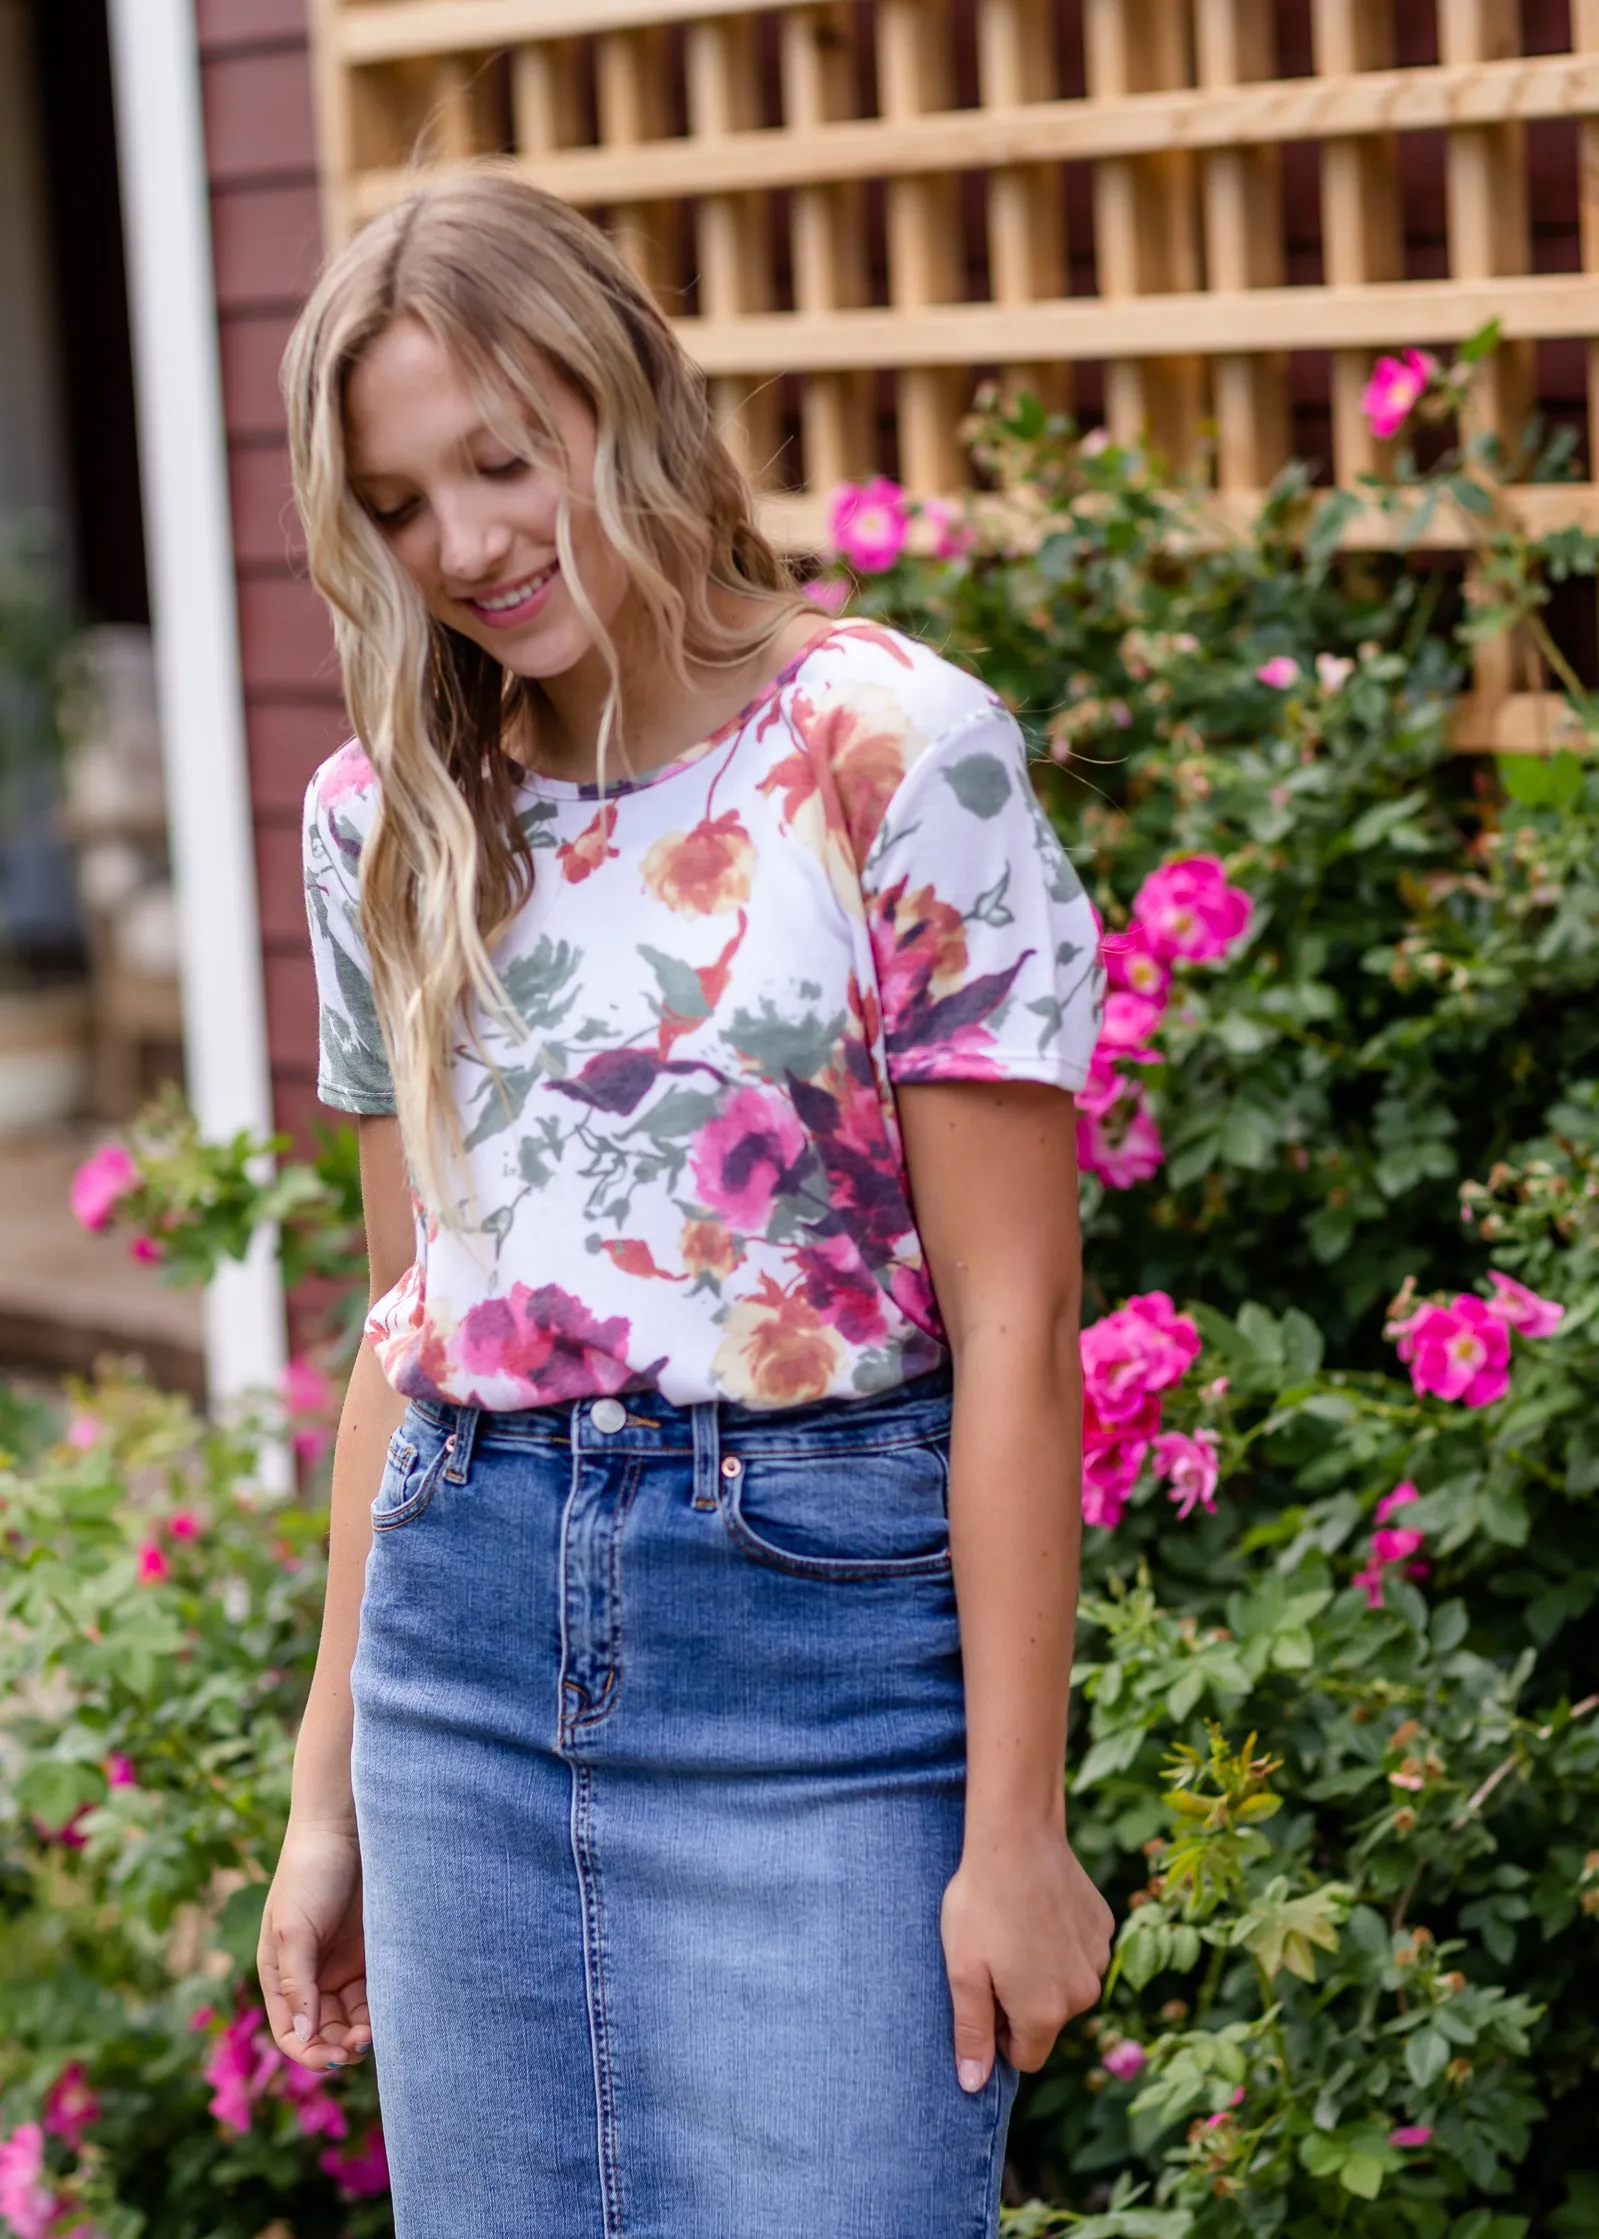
[197,0,334,1161]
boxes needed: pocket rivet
[721,1456,742,1478]
[444,1435,455,1453]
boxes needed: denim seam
[570,1760,623,2239]
[974,2063,1010,2238]
[370,1440,450,1532]
[567,1456,640,1734]
[717,1467,953,1582]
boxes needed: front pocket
[720,1437,952,1580]
[371,1425,449,1532]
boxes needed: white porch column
[105,0,287,1423]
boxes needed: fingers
[946,1950,998,2096]
[260,1906,324,2066]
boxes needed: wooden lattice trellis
[305,0,1599,749]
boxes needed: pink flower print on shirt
[642,811,756,917]
[316,740,375,812]
[680,1218,744,1282]
[455,1283,636,1403]
[555,802,620,884]
[790,1231,890,1346]
[764,674,925,902]
[691,1087,808,1232]
[711,1273,849,1406]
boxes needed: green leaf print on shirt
[726,999,849,1083]
[498,936,582,1032]
[941,752,1012,818]
[639,945,712,1023]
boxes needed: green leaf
[1459,316,1503,363]
[1406,2025,1451,2088]
[1340,2152,1386,2200]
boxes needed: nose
[434,490,512,588]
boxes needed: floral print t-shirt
[302,621,1103,1411]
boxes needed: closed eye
[478,455,529,482]
[362,494,419,531]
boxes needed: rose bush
[4,344,1598,2233]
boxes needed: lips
[466,562,559,625]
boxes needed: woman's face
[343,315,628,681]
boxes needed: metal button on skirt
[350,1363,1017,2239]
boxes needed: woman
[261,171,1112,2238]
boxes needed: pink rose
[1102,2039,1148,2080]
[1362,349,1437,440]
[1390,1295,1510,1407]
[321,2125,391,2198]
[1316,652,1355,692]
[1101,921,1172,1001]
[1082,1293,1201,1424]
[1389,2124,1434,2149]
[167,1509,201,1541]
[1375,1480,1419,1525]
[202,2008,282,2135]
[1081,1433,1149,1531]
[44,2064,100,2152]
[1132,856,1252,965]
[1255,655,1300,689]
[65,1414,100,1450]
[919,496,977,561]
[1078,1097,1165,1190]
[69,1143,138,1232]
[136,1541,169,1585]
[802,576,850,614]
[1100,990,1166,1054]
[105,1752,136,1788]
[827,478,910,574]
[281,1355,337,1464]
[691,1088,807,1232]
[1152,1428,1221,1520]
[279,2060,349,2141]
[0,2123,54,2239]
[129,1234,164,1265]
[1485,1271,1563,1338]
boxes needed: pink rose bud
[69,1143,139,1232]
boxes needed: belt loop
[691,1400,720,1512]
[445,1403,482,1484]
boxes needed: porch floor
[0,1128,205,1399]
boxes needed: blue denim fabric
[350,1364,1017,2238]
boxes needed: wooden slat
[781,4,872,491]
[1084,0,1204,461]
[879,0,963,493]
[979,0,1067,413]
[1196,0,1287,490]
[1448,692,1587,751]
[1313,0,1401,482]
[1443,0,1532,704]
[671,271,1599,377]
[687,14,780,486]
[346,54,1599,226]
[595,25,678,297]
[762,479,1599,554]
[338,0,790,59]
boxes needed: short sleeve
[860,704,1103,1092]
[301,754,397,1115]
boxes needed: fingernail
[293,2013,310,2044]
[326,2057,343,2070]
[958,2059,986,2093]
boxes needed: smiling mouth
[468,562,558,617]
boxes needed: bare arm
[258,1114,414,2066]
[897,1078,1113,2090]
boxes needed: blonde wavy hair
[283,171,804,1222]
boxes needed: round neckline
[507,621,861,802]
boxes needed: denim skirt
[349,1363,1017,2238]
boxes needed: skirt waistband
[407,1359,954,1466]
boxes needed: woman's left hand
[941,1828,1115,2092]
